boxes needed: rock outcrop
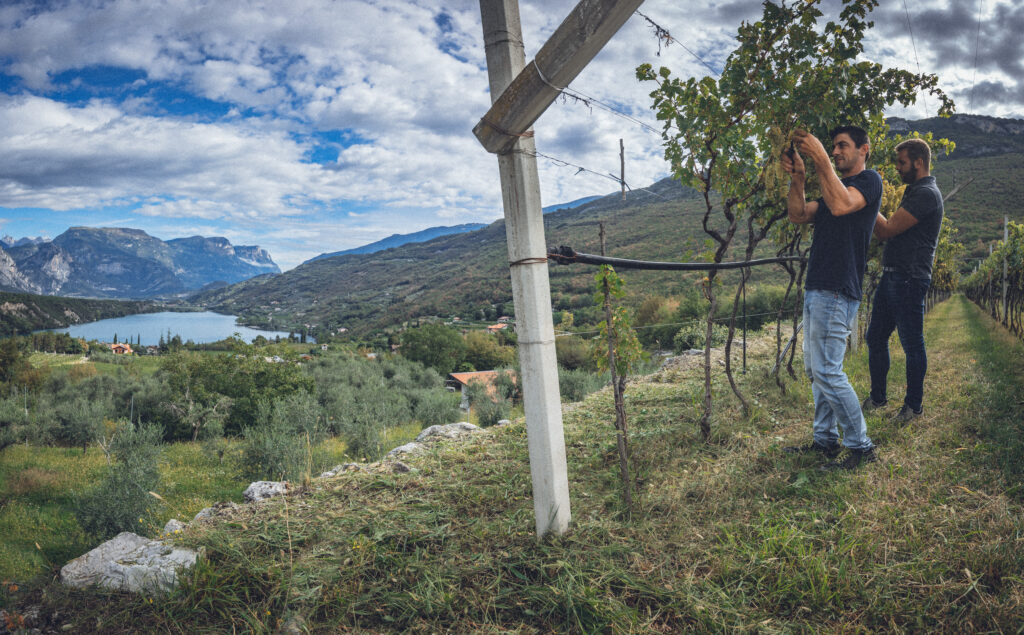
[60,532,201,594]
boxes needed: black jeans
[866,272,931,411]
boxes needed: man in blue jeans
[863,138,943,424]
[781,126,882,471]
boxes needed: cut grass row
[6,295,1023,632]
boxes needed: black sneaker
[783,441,841,458]
[861,396,887,412]
[820,447,878,472]
[894,405,922,424]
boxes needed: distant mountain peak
[2,235,48,248]
[4,227,280,299]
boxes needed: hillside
[0,228,279,299]
[12,296,1022,632]
[0,291,162,337]
[193,177,710,336]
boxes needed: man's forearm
[787,177,808,223]
[873,212,888,239]
[815,156,856,216]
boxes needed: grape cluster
[880,179,906,219]
[763,125,795,200]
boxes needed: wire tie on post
[479,117,535,141]
[533,62,565,94]
[509,257,549,267]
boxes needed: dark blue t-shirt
[881,175,943,279]
[804,169,882,301]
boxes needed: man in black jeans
[864,138,943,423]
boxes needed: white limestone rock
[319,463,366,478]
[60,532,200,594]
[415,422,479,443]
[243,480,289,502]
[385,442,423,458]
[192,501,240,523]
[162,519,186,535]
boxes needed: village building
[446,370,517,411]
[110,343,133,355]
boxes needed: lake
[44,311,310,346]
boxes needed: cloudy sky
[1,0,1020,270]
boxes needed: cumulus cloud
[0,94,336,211]
[0,0,1020,269]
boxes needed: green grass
[88,355,164,377]
[5,296,1023,632]
[0,426,425,586]
[27,352,166,379]
[0,446,105,583]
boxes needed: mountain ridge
[303,196,603,265]
[304,223,488,264]
[0,228,280,299]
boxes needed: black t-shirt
[805,169,882,301]
[881,175,943,279]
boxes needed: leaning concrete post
[478,0,571,536]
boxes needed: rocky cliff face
[887,114,1024,158]
[2,228,280,298]
[0,245,41,293]
[166,237,280,289]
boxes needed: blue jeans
[802,290,873,451]
[866,272,930,411]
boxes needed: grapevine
[962,222,1024,339]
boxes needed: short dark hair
[829,125,870,158]
[895,138,931,170]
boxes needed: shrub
[74,422,164,540]
[0,396,25,449]
[55,396,109,453]
[672,323,729,353]
[412,389,462,427]
[336,395,407,462]
[10,393,60,445]
[558,368,608,403]
[634,295,681,348]
[475,397,510,428]
[717,285,792,331]
[556,336,594,371]
[463,380,490,408]
[464,330,515,370]
[240,391,326,482]
[323,382,410,462]
[67,363,98,383]
[493,369,519,403]
[400,324,467,374]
